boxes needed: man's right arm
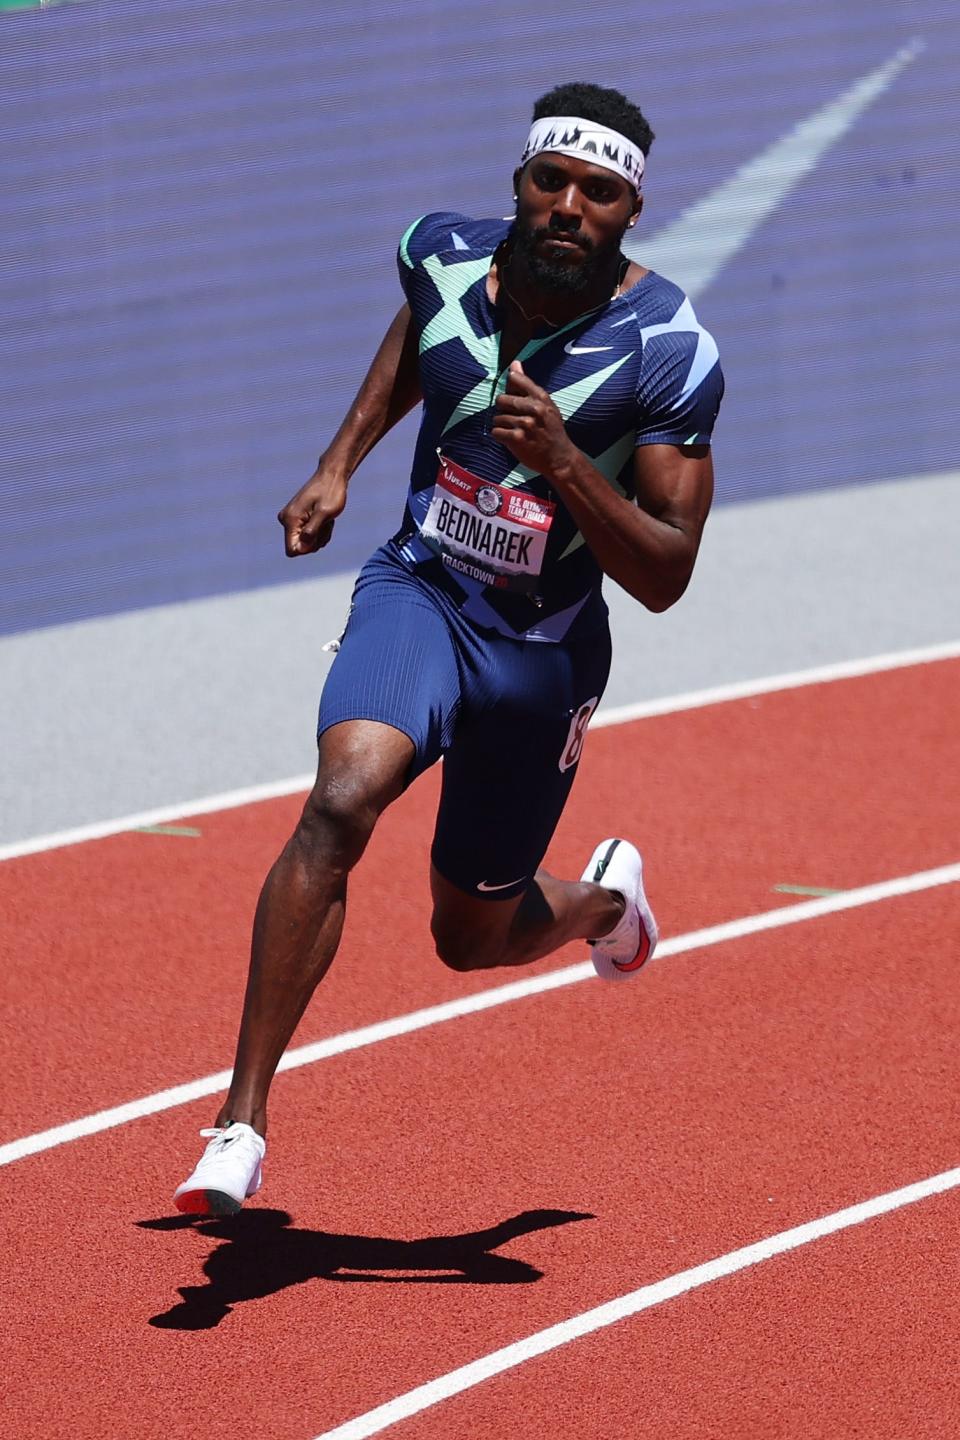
[278,302,422,557]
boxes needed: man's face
[512,151,641,295]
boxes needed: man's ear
[512,166,524,201]
[628,192,644,227]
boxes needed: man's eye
[534,168,564,190]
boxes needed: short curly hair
[532,82,654,157]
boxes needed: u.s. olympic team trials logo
[475,485,503,517]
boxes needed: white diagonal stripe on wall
[626,39,925,299]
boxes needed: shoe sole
[174,1187,243,1217]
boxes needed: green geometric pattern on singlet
[419,253,498,368]
[417,250,638,447]
[394,212,724,642]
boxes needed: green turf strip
[773,883,843,898]
[134,825,203,838]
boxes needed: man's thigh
[430,623,613,904]
[317,549,461,785]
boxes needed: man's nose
[550,184,582,226]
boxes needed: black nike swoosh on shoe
[593,839,620,882]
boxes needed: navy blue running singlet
[391,211,725,644]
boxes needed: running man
[175,82,724,1215]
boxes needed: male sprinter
[175,82,723,1214]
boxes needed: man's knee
[431,917,505,973]
[291,720,413,872]
[294,774,382,871]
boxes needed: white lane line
[591,637,960,729]
[0,773,317,866]
[313,1161,960,1440]
[1,859,958,1170]
[1,638,958,865]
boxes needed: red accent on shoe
[612,919,653,972]
[174,1189,212,1216]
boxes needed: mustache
[532,224,593,253]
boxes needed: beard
[511,216,621,296]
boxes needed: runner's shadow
[139,1207,593,1330]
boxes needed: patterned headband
[520,116,645,191]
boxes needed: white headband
[520,115,645,191]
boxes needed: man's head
[512,83,655,296]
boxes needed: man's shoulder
[398,212,511,271]
[602,271,721,374]
[615,271,710,333]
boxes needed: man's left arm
[492,361,714,612]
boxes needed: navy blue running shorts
[317,542,612,901]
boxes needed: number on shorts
[559,696,599,773]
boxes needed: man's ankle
[215,1108,266,1139]
[593,888,627,940]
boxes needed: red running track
[1,659,958,1439]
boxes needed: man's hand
[491,362,576,477]
[277,465,348,556]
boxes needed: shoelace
[198,1125,244,1150]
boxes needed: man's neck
[496,248,624,331]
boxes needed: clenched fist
[277,466,348,556]
[490,361,577,478]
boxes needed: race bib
[419,454,555,593]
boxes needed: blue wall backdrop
[2,0,957,635]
